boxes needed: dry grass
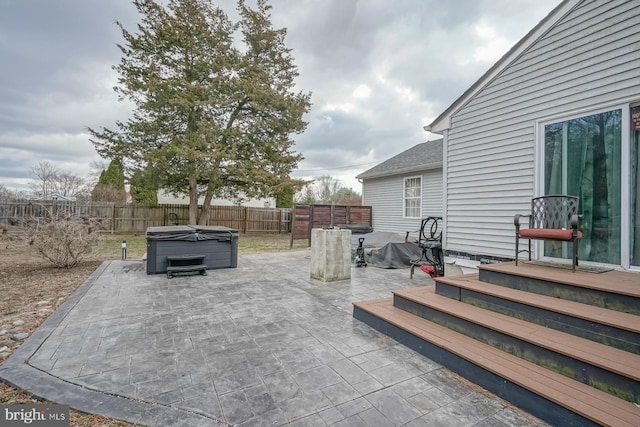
[0,230,306,426]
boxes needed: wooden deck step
[480,262,640,297]
[435,273,640,354]
[353,298,640,427]
[436,274,640,334]
[477,262,640,315]
[166,264,207,278]
[394,286,640,384]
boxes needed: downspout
[424,123,448,258]
[441,129,449,252]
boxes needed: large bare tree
[51,172,89,200]
[29,161,60,200]
[0,184,15,201]
[295,175,362,205]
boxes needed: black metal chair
[165,212,180,226]
[514,195,582,272]
[410,216,444,278]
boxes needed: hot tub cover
[146,225,238,241]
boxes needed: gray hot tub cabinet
[146,225,239,274]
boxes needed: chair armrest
[514,214,530,227]
[405,230,420,244]
[570,214,581,230]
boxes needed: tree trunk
[197,165,221,225]
[188,176,198,225]
[197,189,214,225]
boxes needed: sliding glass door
[543,109,622,265]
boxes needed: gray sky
[0,0,561,194]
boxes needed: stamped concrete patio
[0,250,548,426]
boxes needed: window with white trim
[403,176,422,218]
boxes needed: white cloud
[352,84,372,99]
[473,24,512,63]
[323,103,355,114]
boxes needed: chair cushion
[519,228,582,241]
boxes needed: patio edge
[0,260,223,427]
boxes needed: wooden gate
[290,204,372,247]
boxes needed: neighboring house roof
[50,193,76,202]
[28,193,77,202]
[425,0,578,133]
[357,138,443,180]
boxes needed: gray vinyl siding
[362,168,442,235]
[422,169,443,221]
[445,0,640,258]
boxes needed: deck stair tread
[436,274,640,334]
[394,286,640,381]
[166,254,206,261]
[353,298,640,427]
[480,262,640,298]
[166,264,207,271]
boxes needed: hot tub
[146,225,239,274]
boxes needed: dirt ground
[0,230,141,426]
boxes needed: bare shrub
[91,183,126,203]
[20,213,103,269]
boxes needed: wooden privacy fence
[0,201,291,234]
[290,204,372,246]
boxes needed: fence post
[308,204,314,247]
[243,206,248,233]
[289,205,296,249]
[111,204,115,234]
[330,204,334,228]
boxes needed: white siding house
[426,0,640,270]
[157,190,276,208]
[357,139,443,235]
